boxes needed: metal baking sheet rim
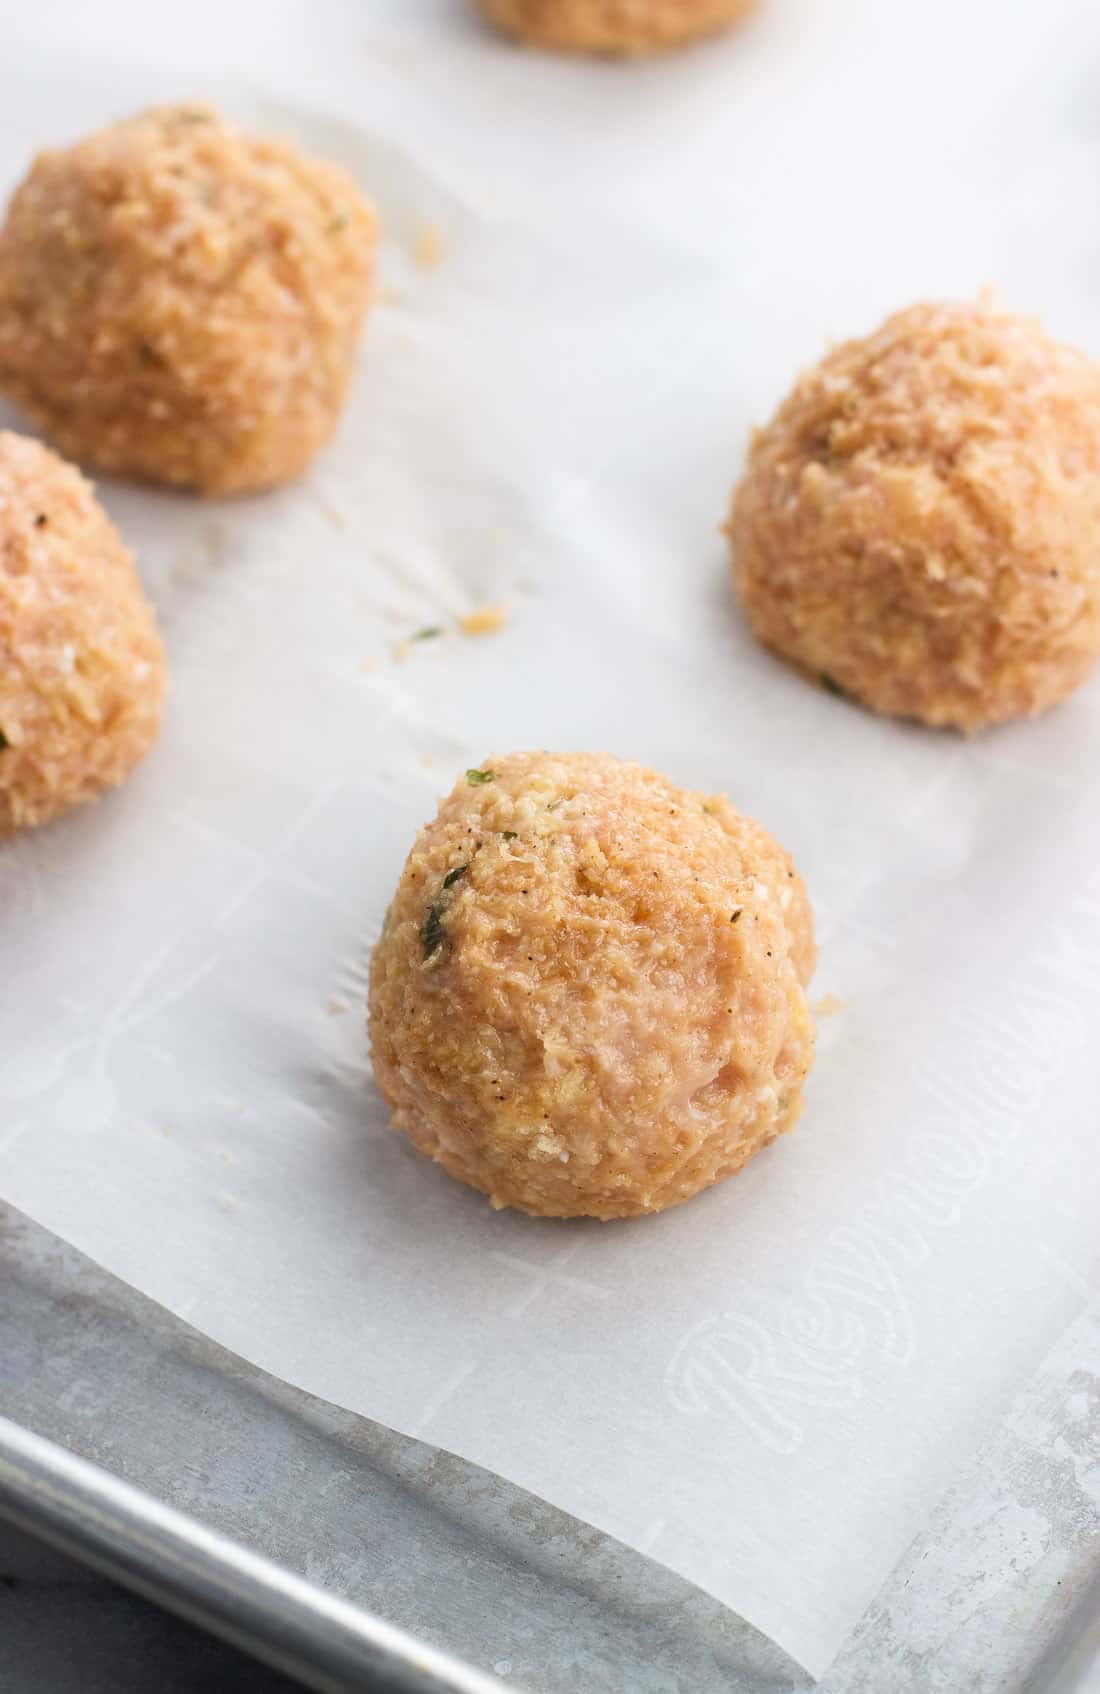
[2,1202,1098,1693]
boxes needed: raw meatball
[0,431,165,837]
[729,299,1100,730]
[368,752,815,1220]
[0,105,378,496]
[475,0,756,55]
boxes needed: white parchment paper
[2,0,1099,1675]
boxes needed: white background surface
[1,0,1099,1677]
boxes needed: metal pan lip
[0,1414,514,1694]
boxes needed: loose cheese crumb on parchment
[460,604,507,636]
[413,222,445,268]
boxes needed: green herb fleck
[819,673,845,698]
[730,909,743,924]
[421,863,471,958]
[420,901,448,958]
[328,211,350,234]
[0,727,8,751]
[175,109,212,124]
[412,625,443,642]
[34,513,48,528]
[467,768,495,785]
[137,340,160,368]
[502,831,517,842]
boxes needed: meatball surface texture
[369,752,815,1220]
[730,299,1100,729]
[0,431,165,837]
[0,104,378,495]
[476,0,756,55]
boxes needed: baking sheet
[2,0,1099,1678]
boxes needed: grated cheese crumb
[460,604,507,637]
[413,222,445,268]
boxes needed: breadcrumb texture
[369,752,815,1220]
[0,104,378,496]
[0,431,165,837]
[729,299,1100,730]
[476,0,756,55]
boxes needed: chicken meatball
[0,104,378,496]
[475,0,756,55]
[729,298,1100,730]
[0,432,165,837]
[369,752,815,1220]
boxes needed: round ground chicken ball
[0,431,165,837]
[475,0,756,55]
[369,752,815,1220]
[729,299,1100,731]
[0,105,377,496]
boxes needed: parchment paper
[2,0,1098,1676]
